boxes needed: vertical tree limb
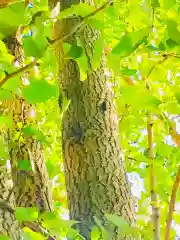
[147,116,160,240]
[165,166,180,240]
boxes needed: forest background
[0,0,180,240]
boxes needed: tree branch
[165,166,180,240]
[48,1,111,45]
[147,115,160,240]
[0,61,37,88]
[83,1,110,20]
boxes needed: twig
[0,61,37,88]
[165,166,180,240]
[83,1,110,20]
[147,115,160,240]
[48,1,111,45]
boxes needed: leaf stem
[165,166,180,240]
[147,115,160,240]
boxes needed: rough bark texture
[52,0,136,239]
[0,36,21,240]
[10,96,53,212]
[0,164,21,239]
[0,32,53,239]
[4,34,53,212]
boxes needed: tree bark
[0,32,53,239]
[52,0,136,239]
[4,34,53,212]
[0,164,21,239]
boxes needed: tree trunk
[0,32,53,239]
[52,0,136,239]
[0,164,21,239]
[4,34,53,212]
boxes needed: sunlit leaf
[0,2,27,37]
[112,35,132,56]
[23,126,47,143]
[174,91,180,105]
[15,207,38,222]
[163,0,176,9]
[18,160,32,171]
[105,214,129,229]
[112,28,149,57]
[167,20,180,44]
[0,236,10,240]
[23,36,48,58]
[120,68,137,76]
[91,226,101,240]
[67,43,83,59]
[0,89,13,100]
[151,0,160,8]
[93,216,108,240]
[23,227,44,240]
[40,212,77,233]
[23,80,57,104]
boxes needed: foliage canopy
[1,0,180,239]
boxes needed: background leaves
[1,0,180,239]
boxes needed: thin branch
[147,115,160,240]
[83,1,110,20]
[165,166,180,240]
[48,1,111,45]
[0,61,37,88]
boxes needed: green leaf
[0,40,8,53]
[91,35,104,70]
[67,43,83,59]
[105,214,129,230]
[166,38,178,48]
[121,85,161,110]
[91,226,101,240]
[67,228,85,240]
[23,80,57,104]
[74,40,89,81]
[120,68,137,76]
[93,216,108,240]
[175,92,180,105]
[58,3,94,19]
[0,53,14,69]
[40,212,77,233]
[23,126,47,143]
[0,2,27,38]
[18,160,32,171]
[23,36,48,58]
[23,227,44,240]
[0,89,13,100]
[0,114,13,129]
[15,207,38,222]
[151,0,160,7]
[166,20,180,44]
[112,28,149,57]
[0,236,10,240]
[112,35,132,56]
[3,76,21,92]
[163,0,176,9]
